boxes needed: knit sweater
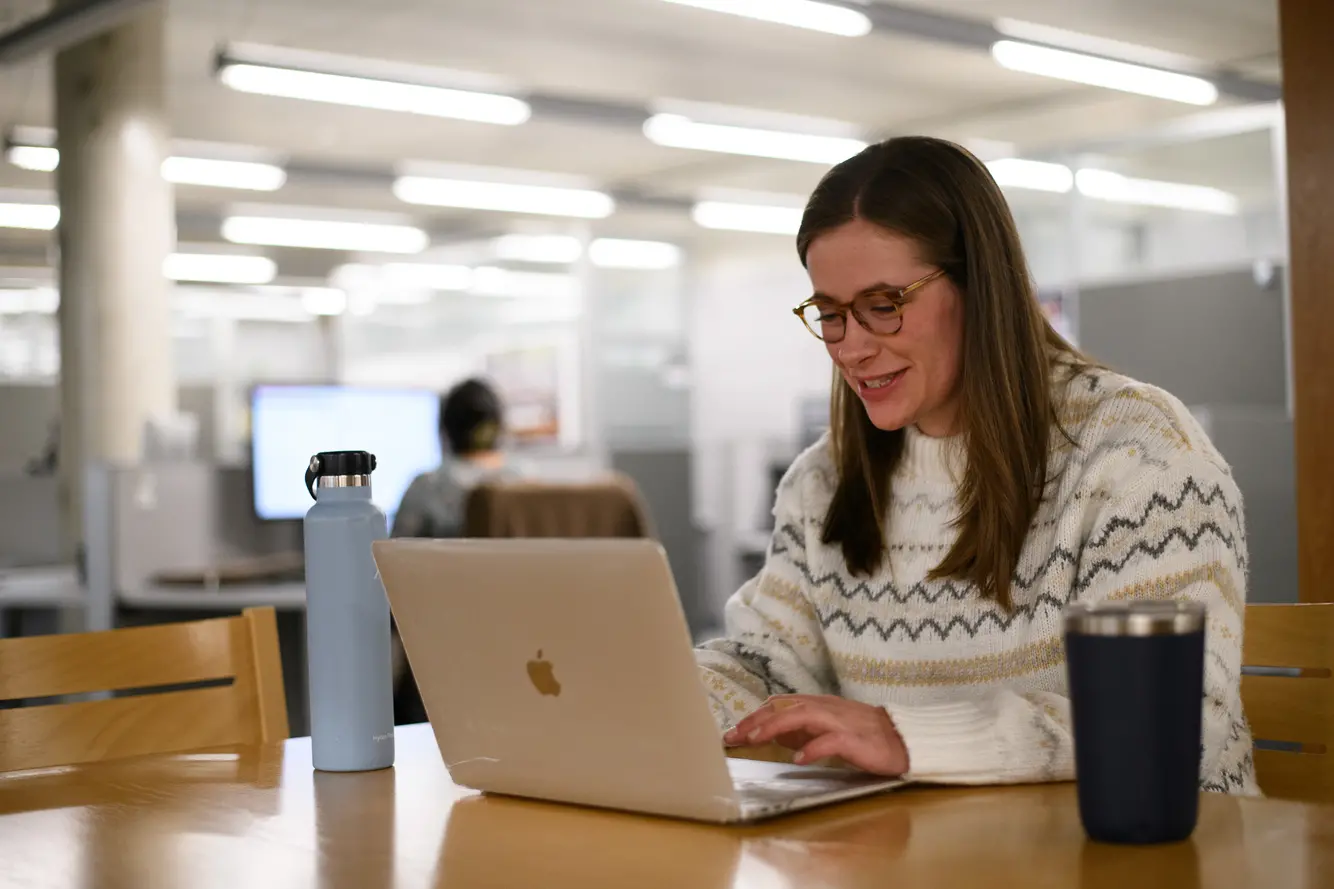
[696,364,1259,794]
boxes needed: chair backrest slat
[0,618,236,701]
[1242,603,1334,802]
[0,607,288,773]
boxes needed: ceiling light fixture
[393,176,614,218]
[589,238,682,270]
[163,253,277,285]
[0,202,60,230]
[216,50,530,126]
[492,234,584,264]
[0,286,58,315]
[381,262,474,291]
[990,40,1218,105]
[471,266,578,298]
[5,130,287,191]
[659,0,872,37]
[300,287,350,316]
[691,200,803,235]
[644,113,866,164]
[1074,169,1239,214]
[5,144,58,172]
[221,216,429,253]
[985,158,1074,193]
[161,157,287,191]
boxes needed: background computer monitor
[250,384,442,521]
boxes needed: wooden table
[0,723,1330,889]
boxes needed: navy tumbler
[1064,600,1207,844]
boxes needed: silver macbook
[372,537,905,823]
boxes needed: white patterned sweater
[697,365,1260,794]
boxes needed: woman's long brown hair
[796,136,1086,609]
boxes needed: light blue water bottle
[303,449,395,772]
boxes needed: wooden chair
[463,475,654,540]
[0,606,288,772]
[1241,603,1334,802]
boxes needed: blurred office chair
[1241,603,1334,802]
[0,606,288,772]
[463,474,654,539]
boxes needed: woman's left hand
[723,695,910,777]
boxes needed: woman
[696,136,1258,794]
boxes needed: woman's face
[805,219,965,437]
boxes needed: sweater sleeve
[883,459,1259,794]
[695,458,838,731]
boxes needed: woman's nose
[835,321,878,364]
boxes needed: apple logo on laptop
[527,650,561,697]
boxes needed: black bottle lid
[305,450,377,500]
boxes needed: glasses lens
[799,303,843,341]
[858,293,903,335]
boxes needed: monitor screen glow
[250,385,442,521]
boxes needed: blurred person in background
[695,136,1258,795]
[391,376,523,723]
[391,377,521,539]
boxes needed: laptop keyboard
[727,759,897,811]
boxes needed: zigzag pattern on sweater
[774,524,980,605]
[1085,477,1242,548]
[1067,521,1247,591]
[818,599,1072,642]
[775,515,1241,620]
[1201,718,1254,793]
[1056,436,1174,474]
[889,491,960,513]
[704,638,798,697]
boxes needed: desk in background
[0,723,1330,889]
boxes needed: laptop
[371,537,905,823]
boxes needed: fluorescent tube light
[164,253,277,285]
[5,144,58,172]
[0,202,59,230]
[645,113,866,164]
[589,238,681,270]
[222,216,429,253]
[1074,169,1239,214]
[382,262,474,290]
[991,40,1218,105]
[162,157,286,191]
[985,158,1074,193]
[659,0,871,37]
[0,286,57,314]
[219,62,530,126]
[471,266,578,298]
[5,138,286,191]
[493,234,583,263]
[300,287,349,316]
[691,200,803,235]
[394,176,614,218]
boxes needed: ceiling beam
[0,0,157,65]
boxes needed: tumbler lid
[1064,600,1205,637]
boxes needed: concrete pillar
[53,2,176,551]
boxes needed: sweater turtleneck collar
[900,424,965,484]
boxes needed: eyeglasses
[792,268,946,343]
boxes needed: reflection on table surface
[0,723,1331,889]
